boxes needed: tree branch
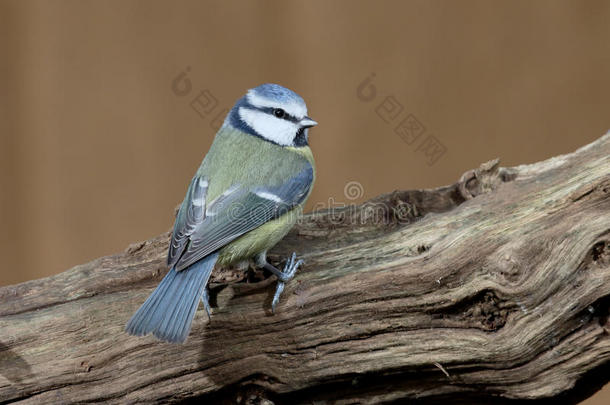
[1,133,609,404]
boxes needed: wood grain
[1,133,609,404]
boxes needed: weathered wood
[1,133,609,404]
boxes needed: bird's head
[225,83,317,147]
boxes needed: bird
[125,83,317,343]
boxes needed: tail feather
[128,268,174,335]
[155,264,206,342]
[125,252,218,343]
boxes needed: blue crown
[250,83,305,105]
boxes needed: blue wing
[174,164,313,271]
[167,176,208,268]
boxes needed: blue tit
[126,83,317,343]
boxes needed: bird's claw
[201,288,212,320]
[271,253,304,313]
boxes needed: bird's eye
[273,108,286,119]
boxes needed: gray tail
[125,252,219,343]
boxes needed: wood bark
[1,134,609,404]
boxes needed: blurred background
[0,1,609,401]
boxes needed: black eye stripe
[259,107,300,123]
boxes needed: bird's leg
[201,287,212,320]
[256,252,304,313]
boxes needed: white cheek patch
[246,91,307,119]
[239,107,298,146]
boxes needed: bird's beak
[300,116,318,128]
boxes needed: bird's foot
[271,253,304,313]
[201,288,212,320]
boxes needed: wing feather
[174,165,313,271]
[167,175,208,268]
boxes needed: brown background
[0,1,608,402]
